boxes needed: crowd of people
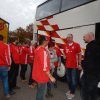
[0,32,100,100]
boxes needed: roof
[0,17,9,24]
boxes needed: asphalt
[0,66,87,100]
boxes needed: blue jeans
[0,67,9,95]
[36,83,47,100]
[66,68,78,94]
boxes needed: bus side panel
[51,25,95,49]
[50,0,100,29]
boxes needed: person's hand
[50,76,56,83]
[8,67,11,71]
[58,62,61,67]
[78,65,82,70]
[63,55,66,59]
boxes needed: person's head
[83,32,95,43]
[38,35,49,47]
[10,37,19,44]
[48,42,55,51]
[66,34,73,43]
[24,39,31,47]
[31,41,37,47]
[0,35,3,41]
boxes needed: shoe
[9,90,16,95]
[46,88,54,98]
[5,94,10,99]
[21,79,27,82]
[54,83,57,88]
[29,83,37,88]
[46,93,54,98]
[65,91,71,96]
[29,85,35,88]
[13,86,20,90]
[66,94,75,100]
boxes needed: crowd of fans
[0,32,100,100]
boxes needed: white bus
[33,0,100,52]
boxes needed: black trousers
[20,64,27,80]
[8,61,19,91]
[80,74,99,100]
[28,63,34,85]
[53,67,58,87]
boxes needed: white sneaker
[66,94,75,100]
[65,91,71,96]
[5,94,11,99]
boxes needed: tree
[9,23,34,44]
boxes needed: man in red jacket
[28,42,36,88]
[63,34,82,99]
[8,37,20,94]
[0,35,11,98]
[20,41,30,82]
[32,36,56,100]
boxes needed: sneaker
[29,85,35,88]
[66,94,75,100]
[5,94,10,99]
[46,93,54,98]
[65,91,71,96]
[29,83,36,89]
[13,86,20,90]
[21,79,27,82]
[9,90,16,95]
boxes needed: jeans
[28,63,34,85]
[0,67,9,95]
[80,74,99,100]
[66,68,78,94]
[36,83,47,100]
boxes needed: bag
[57,63,66,77]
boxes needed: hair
[24,39,31,45]
[48,42,55,48]
[67,33,73,38]
[0,35,3,41]
[10,37,18,43]
[38,35,46,45]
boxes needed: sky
[0,0,47,31]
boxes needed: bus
[33,0,100,52]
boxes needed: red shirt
[10,43,20,64]
[63,42,81,68]
[32,46,50,83]
[54,47,62,67]
[0,41,11,67]
[20,46,29,64]
[28,46,35,64]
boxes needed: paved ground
[0,66,81,100]
[0,66,99,100]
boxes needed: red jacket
[28,46,35,64]
[20,46,29,64]
[63,42,81,68]
[32,46,50,83]
[10,43,20,64]
[0,41,11,67]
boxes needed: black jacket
[82,40,100,76]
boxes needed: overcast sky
[0,0,46,31]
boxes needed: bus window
[36,0,61,20]
[61,0,95,11]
